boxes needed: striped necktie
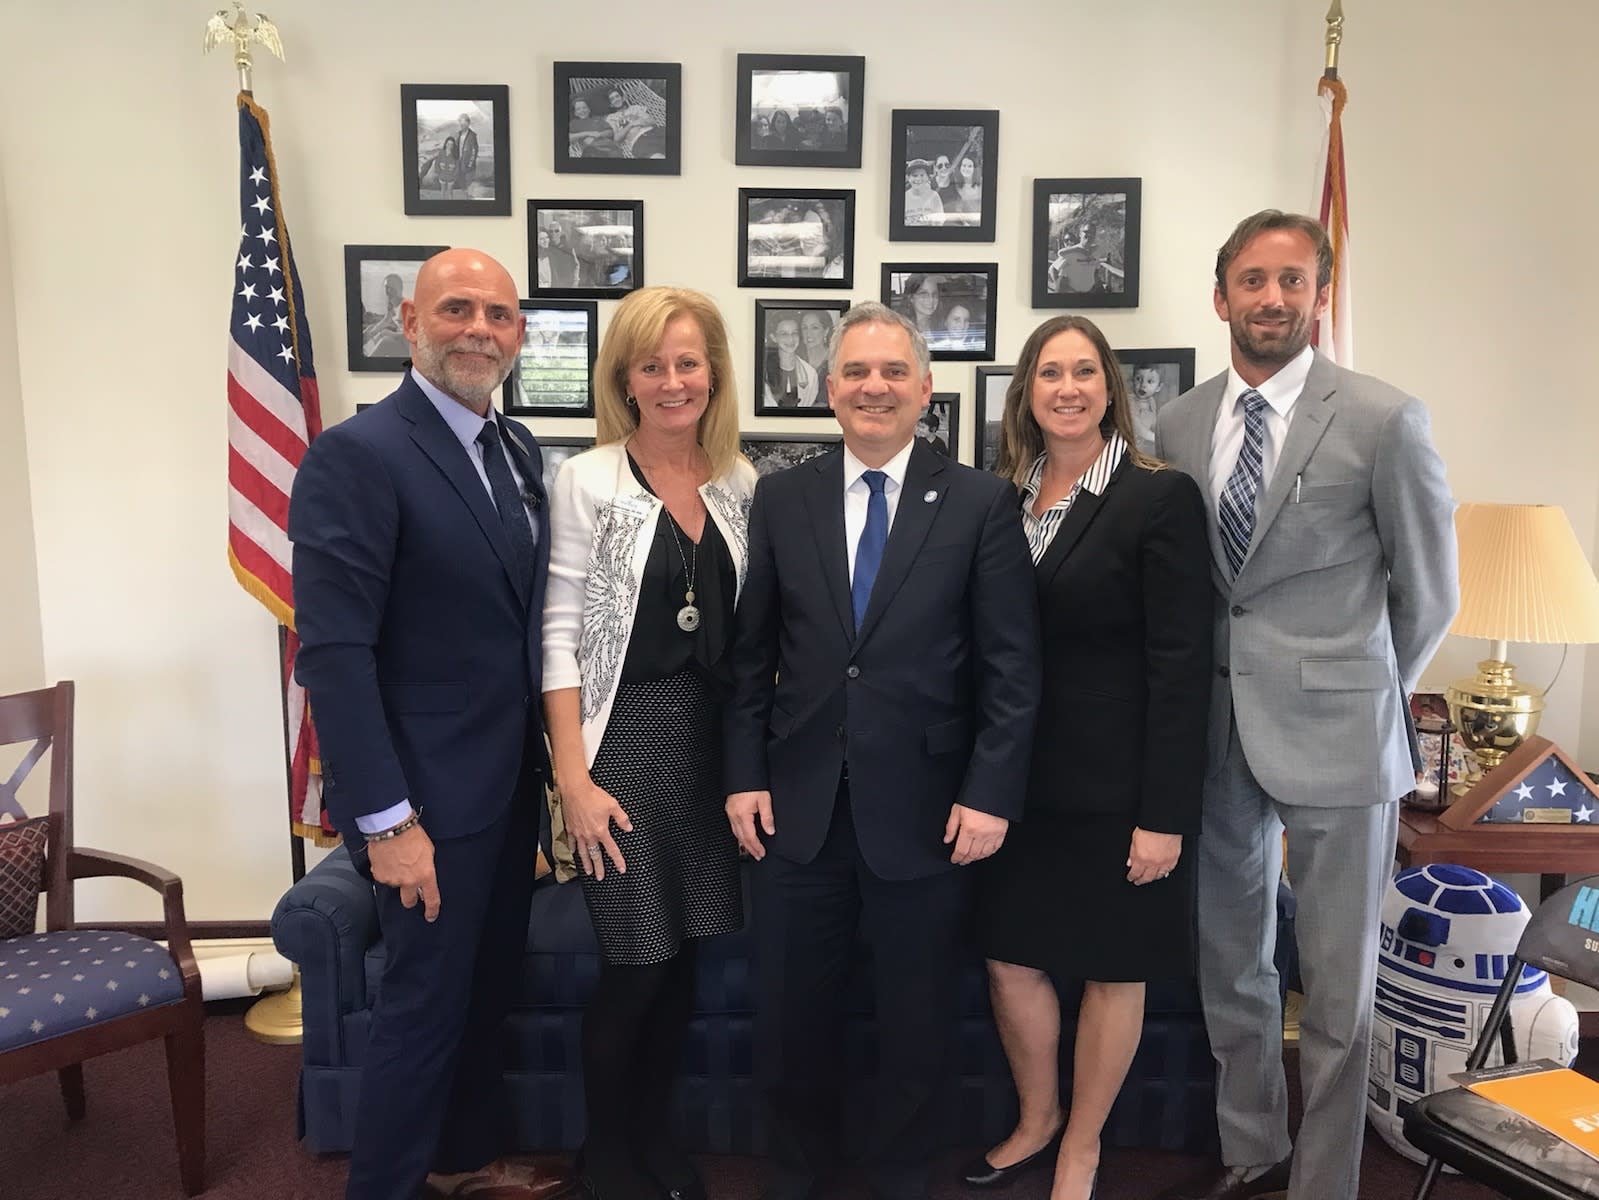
[1218,390,1268,577]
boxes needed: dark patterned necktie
[851,470,888,630]
[1217,390,1268,577]
[476,420,535,590]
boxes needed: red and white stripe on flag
[227,94,334,844]
[1313,76,1354,367]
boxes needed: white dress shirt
[1206,345,1314,572]
[843,439,914,582]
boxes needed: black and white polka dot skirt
[583,670,744,965]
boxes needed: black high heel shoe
[956,1125,1065,1188]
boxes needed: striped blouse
[1019,432,1127,564]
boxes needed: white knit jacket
[541,440,757,766]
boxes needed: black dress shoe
[1153,1157,1291,1200]
[957,1127,1064,1188]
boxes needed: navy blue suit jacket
[724,441,1042,881]
[289,373,550,842]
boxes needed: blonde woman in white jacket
[542,287,755,1200]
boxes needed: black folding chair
[1405,874,1599,1200]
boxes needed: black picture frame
[511,432,595,498]
[880,262,997,361]
[1032,177,1142,308]
[752,299,849,416]
[527,200,644,300]
[973,364,1016,472]
[400,84,511,216]
[735,54,865,168]
[553,61,682,175]
[738,188,855,289]
[502,300,598,417]
[918,392,960,459]
[888,110,999,243]
[1117,347,1196,455]
[343,243,449,372]
[741,432,842,478]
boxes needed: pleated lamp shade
[1450,503,1599,644]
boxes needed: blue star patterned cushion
[0,931,186,1052]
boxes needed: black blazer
[1027,459,1212,835]
[725,441,1042,881]
[289,374,551,841]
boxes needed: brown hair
[1214,209,1333,293]
[996,315,1163,488]
[594,287,743,478]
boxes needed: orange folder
[1465,1060,1599,1164]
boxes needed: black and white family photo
[753,300,845,415]
[739,190,854,288]
[974,365,1015,472]
[1117,348,1196,454]
[917,394,960,458]
[528,201,643,300]
[890,110,998,241]
[553,62,681,174]
[400,85,510,216]
[741,434,841,477]
[882,264,996,359]
[1033,177,1142,308]
[532,435,595,496]
[503,301,597,417]
[735,54,864,167]
[343,244,448,372]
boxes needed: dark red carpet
[1,1011,1532,1199]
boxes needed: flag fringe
[291,820,342,848]
[229,545,295,628]
[1317,76,1350,333]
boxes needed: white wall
[3,0,1597,920]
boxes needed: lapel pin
[923,490,938,503]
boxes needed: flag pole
[1324,0,1345,79]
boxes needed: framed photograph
[973,365,1016,472]
[739,189,854,288]
[880,263,997,360]
[553,62,681,175]
[1033,177,1141,308]
[752,299,848,415]
[400,85,510,216]
[502,300,598,417]
[917,392,960,458]
[735,54,864,168]
[741,433,842,478]
[518,433,595,498]
[889,110,998,242]
[1117,347,1196,455]
[343,244,448,372]
[527,200,643,300]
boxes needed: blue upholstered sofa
[272,844,1298,1159]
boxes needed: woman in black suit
[961,315,1212,1200]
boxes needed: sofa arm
[271,845,380,1069]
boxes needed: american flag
[226,95,333,844]
[1313,75,1354,366]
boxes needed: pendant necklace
[662,509,701,632]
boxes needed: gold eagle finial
[203,3,284,91]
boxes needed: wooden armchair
[0,680,205,1195]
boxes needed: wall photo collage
[348,56,1188,471]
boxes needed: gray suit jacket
[1154,352,1458,808]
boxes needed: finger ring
[587,845,602,857]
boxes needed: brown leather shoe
[1153,1158,1291,1200]
[444,1157,580,1200]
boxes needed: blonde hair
[996,314,1164,488]
[594,287,743,478]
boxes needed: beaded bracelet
[364,809,423,842]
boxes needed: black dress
[580,460,745,965]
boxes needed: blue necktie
[1217,390,1268,578]
[851,470,888,631]
[476,420,536,591]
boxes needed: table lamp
[1441,504,1599,822]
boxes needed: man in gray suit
[1153,210,1457,1200]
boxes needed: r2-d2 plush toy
[1367,864,1581,1165]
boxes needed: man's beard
[412,330,512,408]
[1230,306,1313,368]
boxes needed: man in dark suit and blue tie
[725,301,1042,1200]
[290,249,574,1200]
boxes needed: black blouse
[618,454,736,689]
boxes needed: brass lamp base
[244,967,303,1045]
[1444,658,1543,790]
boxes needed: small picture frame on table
[1033,177,1141,308]
[880,262,997,361]
[528,199,643,300]
[735,54,865,168]
[502,300,598,418]
[752,299,849,415]
[553,61,681,175]
[739,188,854,288]
[344,243,449,372]
[400,84,510,216]
[888,109,998,242]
